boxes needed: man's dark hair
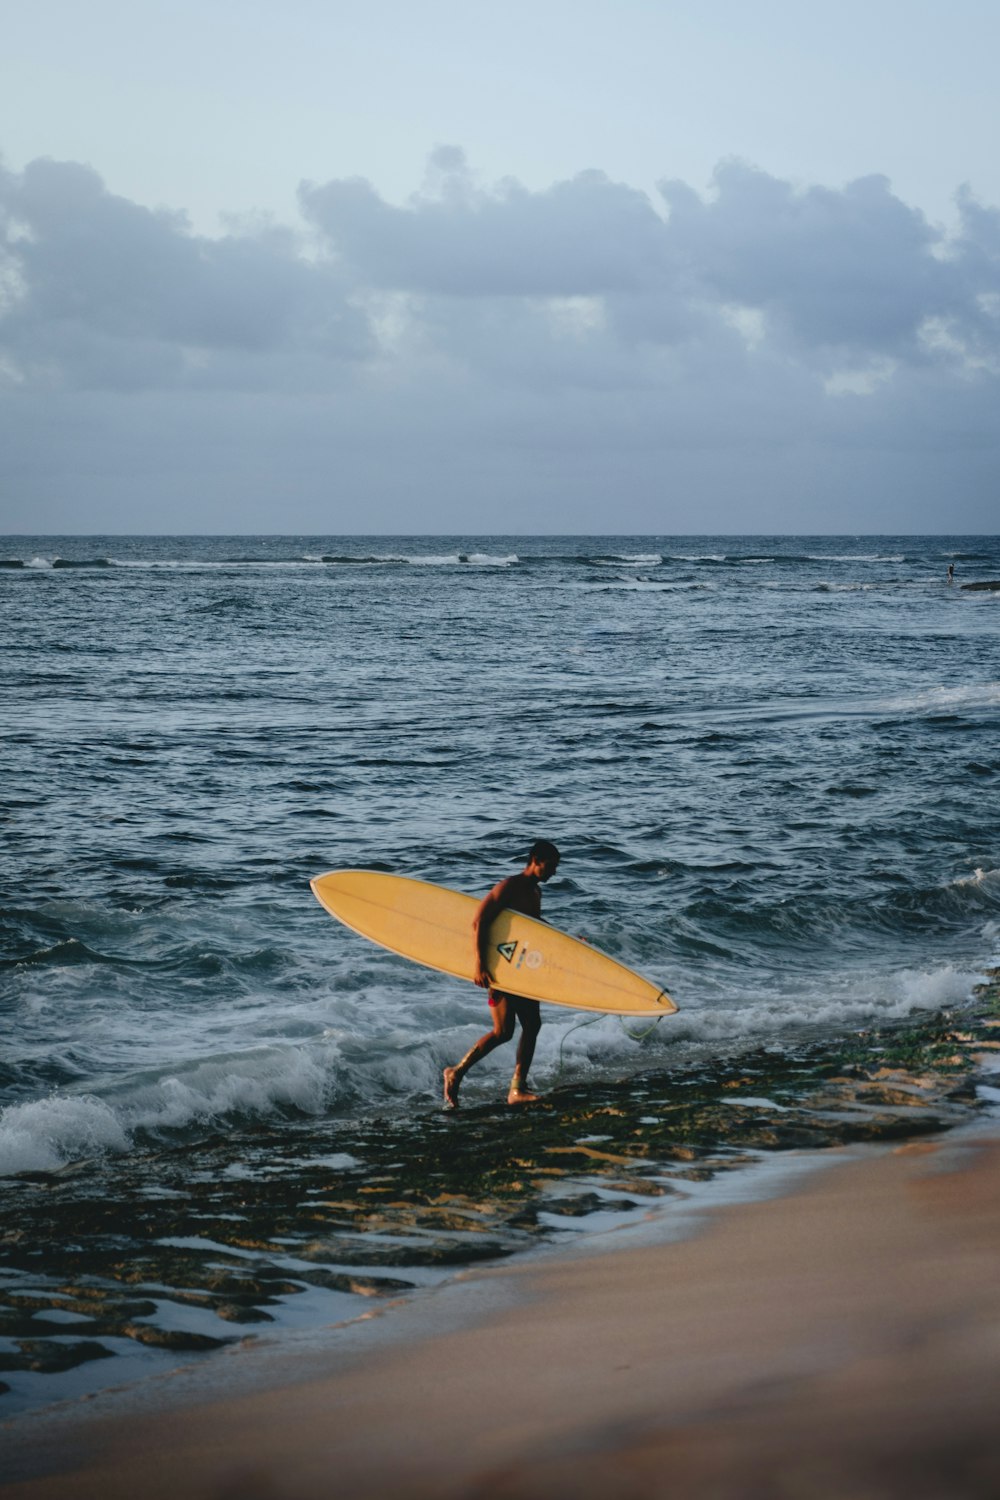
[528,839,560,864]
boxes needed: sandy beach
[3,1120,999,1500]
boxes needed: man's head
[525,839,560,881]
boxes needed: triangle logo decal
[496,941,517,963]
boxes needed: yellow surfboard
[310,870,677,1017]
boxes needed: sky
[1,0,998,534]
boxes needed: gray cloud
[1,150,998,531]
[0,158,371,391]
[301,152,1000,378]
[657,164,997,370]
[300,146,668,298]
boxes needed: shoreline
[3,1113,1000,1499]
[4,972,998,1423]
[0,1124,852,1440]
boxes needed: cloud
[300,145,668,299]
[1,150,998,531]
[0,158,371,391]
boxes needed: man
[443,840,561,1109]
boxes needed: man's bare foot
[507,1086,540,1106]
[443,1067,461,1109]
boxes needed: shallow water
[2,534,999,1413]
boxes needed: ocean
[2,534,999,1418]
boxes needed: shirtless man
[443,840,561,1109]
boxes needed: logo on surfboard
[496,941,542,970]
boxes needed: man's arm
[472,879,511,988]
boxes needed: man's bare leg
[507,1001,541,1105]
[443,1002,515,1109]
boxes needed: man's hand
[474,961,491,989]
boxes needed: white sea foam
[951,867,1000,890]
[0,954,991,1176]
[612,962,983,1055]
[0,1094,129,1175]
[402,552,517,566]
[554,966,983,1062]
[0,1047,335,1176]
[878,683,1000,714]
[806,554,906,563]
[118,552,521,569]
[116,1047,332,1132]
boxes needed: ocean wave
[658,552,911,566]
[677,864,1000,960]
[110,552,524,569]
[809,554,906,563]
[0,1046,334,1176]
[5,556,121,570]
[316,551,519,567]
[661,963,982,1046]
[0,1094,129,1175]
[1,941,993,1179]
[402,552,518,566]
[0,546,971,575]
[948,867,1000,892]
[0,937,129,971]
[877,683,1000,715]
[580,579,716,592]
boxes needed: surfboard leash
[552,1011,603,1083]
[618,1014,668,1042]
[552,1010,666,1084]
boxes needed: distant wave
[948,866,1000,892]
[811,553,906,563]
[4,552,523,571]
[877,683,1000,715]
[6,556,120,571]
[0,546,974,574]
[405,552,518,566]
[581,579,717,592]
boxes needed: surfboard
[310,870,677,1017]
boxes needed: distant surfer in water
[947,563,955,585]
[443,840,561,1109]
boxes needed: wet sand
[3,1122,1000,1500]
